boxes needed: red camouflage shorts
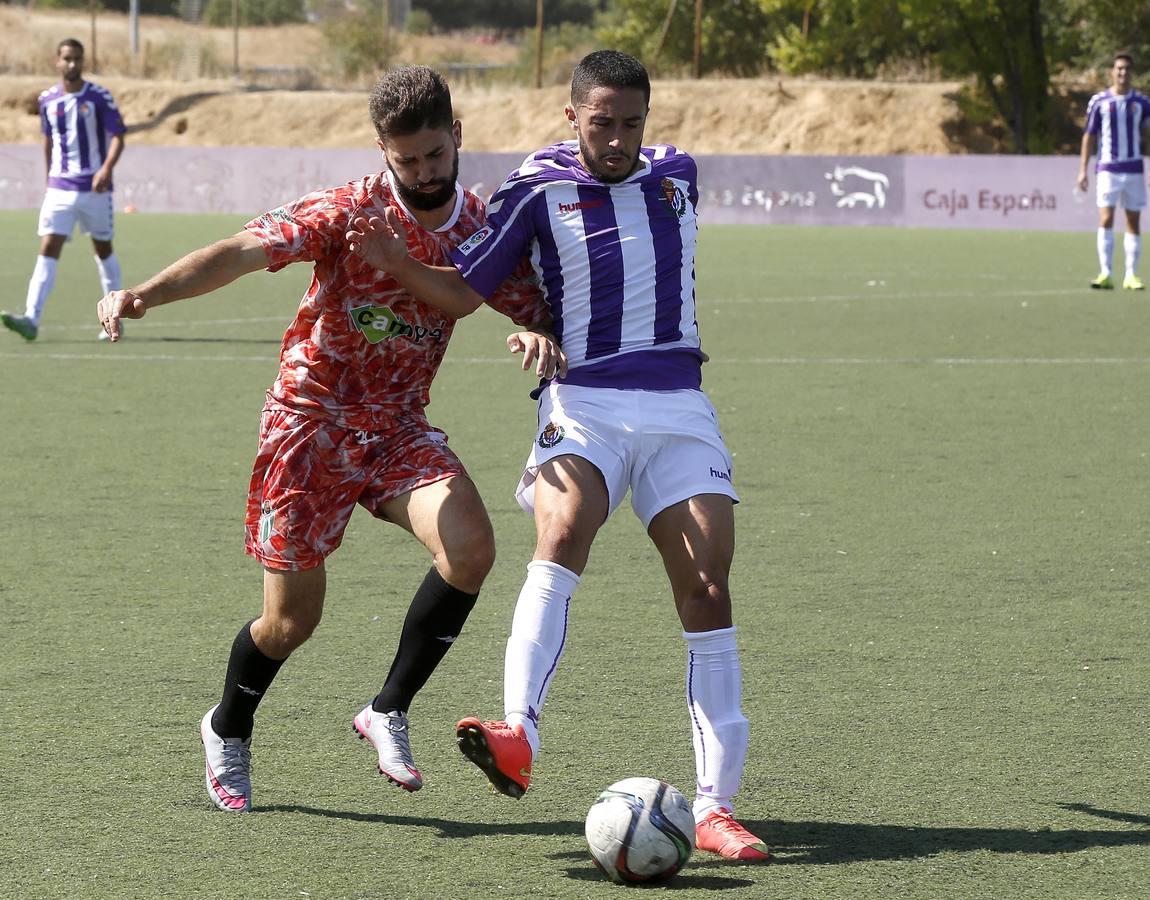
[244,404,468,571]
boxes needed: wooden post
[693,0,703,79]
[89,0,98,74]
[383,0,391,57]
[534,0,544,89]
[232,0,239,75]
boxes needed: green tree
[763,0,1061,153]
[204,0,307,27]
[597,0,772,77]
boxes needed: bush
[203,0,307,27]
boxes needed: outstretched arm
[96,230,270,343]
[346,208,486,318]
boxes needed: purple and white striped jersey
[451,140,705,392]
[1084,89,1150,174]
[39,81,126,192]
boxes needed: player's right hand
[97,289,146,343]
[347,207,410,272]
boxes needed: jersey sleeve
[483,257,548,327]
[39,97,50,137]
[245,189,347,273]
[450,174,539,300]
[1084,95,1102,134]
[97,91,126,136]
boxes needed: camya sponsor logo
[349,304,443,345]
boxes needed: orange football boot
[695,809,771,861]
[455,717,532,798]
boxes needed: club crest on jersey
[78,102,93,118]
[456,225,493,256]
[660,178,687,219]
[537,422,565,449]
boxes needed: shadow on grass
[259,804,584,838]
[259,802,1149,875]
[745,804,1150,865]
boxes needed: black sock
[212,620,286,740]
[372,568,479,714]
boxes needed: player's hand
[92,167,112,193]
[508,330,567,379]
[347,207,409,271]
[96,289,146,343]
[1076,173,1089,193]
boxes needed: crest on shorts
[660,178,687,219]
[537,422,565,449]
[258,500,277,545]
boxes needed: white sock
[1098,228,1114,275]
[1124,232,1141,277]
[503,560,581,760]
[95,252,122,295]
[684,626,749,822]
[24,255,58,325]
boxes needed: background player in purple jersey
[1076,52,1150,291]
[347,49,769,863]
[2,38,127,342]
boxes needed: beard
[389,150,460,211]
[576,134,637,184]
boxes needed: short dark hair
[57,38,84,57]
[1115,52,1134,67]
[369,66,454,141]
[571,50,650,108]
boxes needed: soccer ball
[584,777,695,884]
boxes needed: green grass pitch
[1,209,1149,898]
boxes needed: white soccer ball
[584,777,695,884]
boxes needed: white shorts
[38,187,115,241]
[1096,171,1148,211]
[515,384,739,528]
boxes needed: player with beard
[346,50,768,862]
[96,66,562,813]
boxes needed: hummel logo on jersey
[557,199,605,215]
[350,304,443,345]
[456,225,493,256]
[710,467,732,483]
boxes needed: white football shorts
[1096,171,1148,211]
[38,187,115,241]
[515,383,739,528]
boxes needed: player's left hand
[508,329,567,379]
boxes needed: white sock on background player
[1097,227,1114,275]
[1123,232,1141,276]
[24,255,57,325]
[96,252,122,295]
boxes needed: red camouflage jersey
[245,171,546,431]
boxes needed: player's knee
[438,531,496,590]
[677,579,732,631]
[264,609,322,653]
